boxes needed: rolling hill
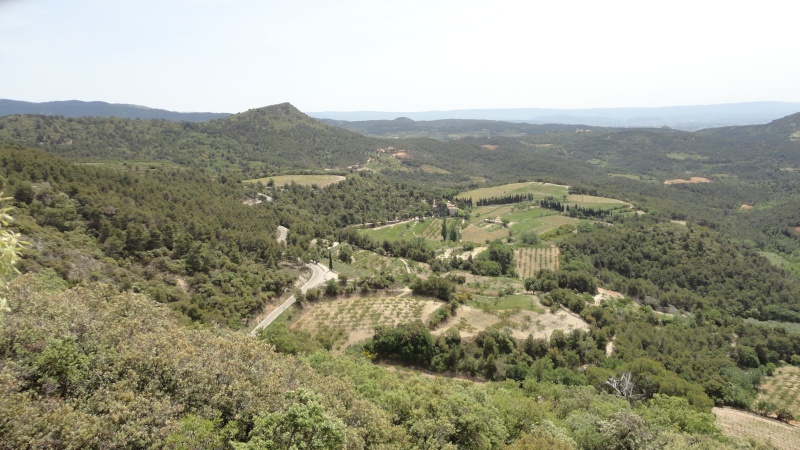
[0,99,230,121]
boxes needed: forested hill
[0,103,380,175]
[0,99,230,122]
[320,117,587,138]
[695,112,800,144]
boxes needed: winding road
[249,262,336,336]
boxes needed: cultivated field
[538,215,580,233]
[758,365,800,420]
[436,301,589,341]
[457,182,568,202]
[293,296,442,351]
[461,223,509,243]
[245,174,346,187]
[713,407,800,450]
[566,194,630,207]
[515,246,560,279]
[359,218,453,243]
[290,291,590,351]
[327,249,422,280]
[664,176,712,185]
[418,218,445,241]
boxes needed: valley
[1,103,800,449]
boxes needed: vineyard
[713,407,800,450]
[418,218,444,240]
[461,223,508,243]
[757,365,800,420]
[515,246,560,279]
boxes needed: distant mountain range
[0,99,230,122]
[2,99,799,131]
[309,102,800,131]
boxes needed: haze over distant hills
[3,99,799,131]
[310,101,800,131]
[0,99,230,122]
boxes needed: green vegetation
[457,182,568,202]
[244,174,345,188]
[3,104,800,449]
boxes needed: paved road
[250,262,336,336]
[276,226,288,244]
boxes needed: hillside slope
[0,99,229,121]
[0,103,379,175]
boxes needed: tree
[234,389,346,450]
[441,217,448,241]
[337,245,352,264]
[606,372,643,406]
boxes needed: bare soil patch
[593,287,624,306]
[741,204,754,210]
[664,176,712,185]
[713,407,800,450]
[434,303,589,341]
[480,144,499,150]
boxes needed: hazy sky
[2,0,797,113]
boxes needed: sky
[1,0,798,114]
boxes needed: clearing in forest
[291,292,590,352]
[664,176,712,185]
[245,174,346,188]
[713,407,800,450]
[757,365,800,420]
[515,246,560,279]
[434,300,589,341]
[293,296,442,351]
[457,182,568,202]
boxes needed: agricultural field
[470,204,516,222]
[293,296,443,352]
[435,302,589,341]
[360,220,427,241]
[538,215,580,234]
[359,218,454,244]
[713,407,800,450]
[244,174,346,187]
[515,246,560,279]
[325,248,417,280]
[757,365,800,420]
[457,181,568,202]
[290,290,590,352]
[566,194,631,209]
[418,218,445,241]
[664,176,712,185]
[461,222,509,243]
